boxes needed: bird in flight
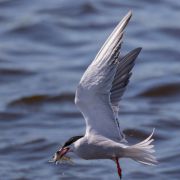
[51,11,157,179]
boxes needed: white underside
[72,130,157,165]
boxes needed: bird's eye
[56,151,60,155]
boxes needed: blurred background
[0,0,179,179]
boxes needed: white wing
[75,11,140,142]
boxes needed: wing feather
[110,48,142,114]
[75,11,135,142]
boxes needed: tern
[52,11,157,179]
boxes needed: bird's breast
[73,137,123,160]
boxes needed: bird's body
[72,134,126,160]
[51,11,157,179]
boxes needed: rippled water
[0,0,180,179]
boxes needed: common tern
[51,11,157,179]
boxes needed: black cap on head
[62,135,83,148]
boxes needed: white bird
[51,11,157,179]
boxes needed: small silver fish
[49,152,73,165]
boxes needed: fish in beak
[49,147,71,164]
[58,147,70,159]
[50,135,83,164]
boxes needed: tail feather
[124,129,157,166]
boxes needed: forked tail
[124,129,157,165]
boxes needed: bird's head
[51,135,83,163]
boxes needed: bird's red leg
[115,157,122,179]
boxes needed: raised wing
[75,11,136,142]
[110,48,141,141]
[110,48,142,117]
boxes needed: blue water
[0,0,180,179]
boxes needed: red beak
[58,147,70,158]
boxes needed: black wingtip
[130,47,142,58]
[134,47,142,54]
[121,47,142,62]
